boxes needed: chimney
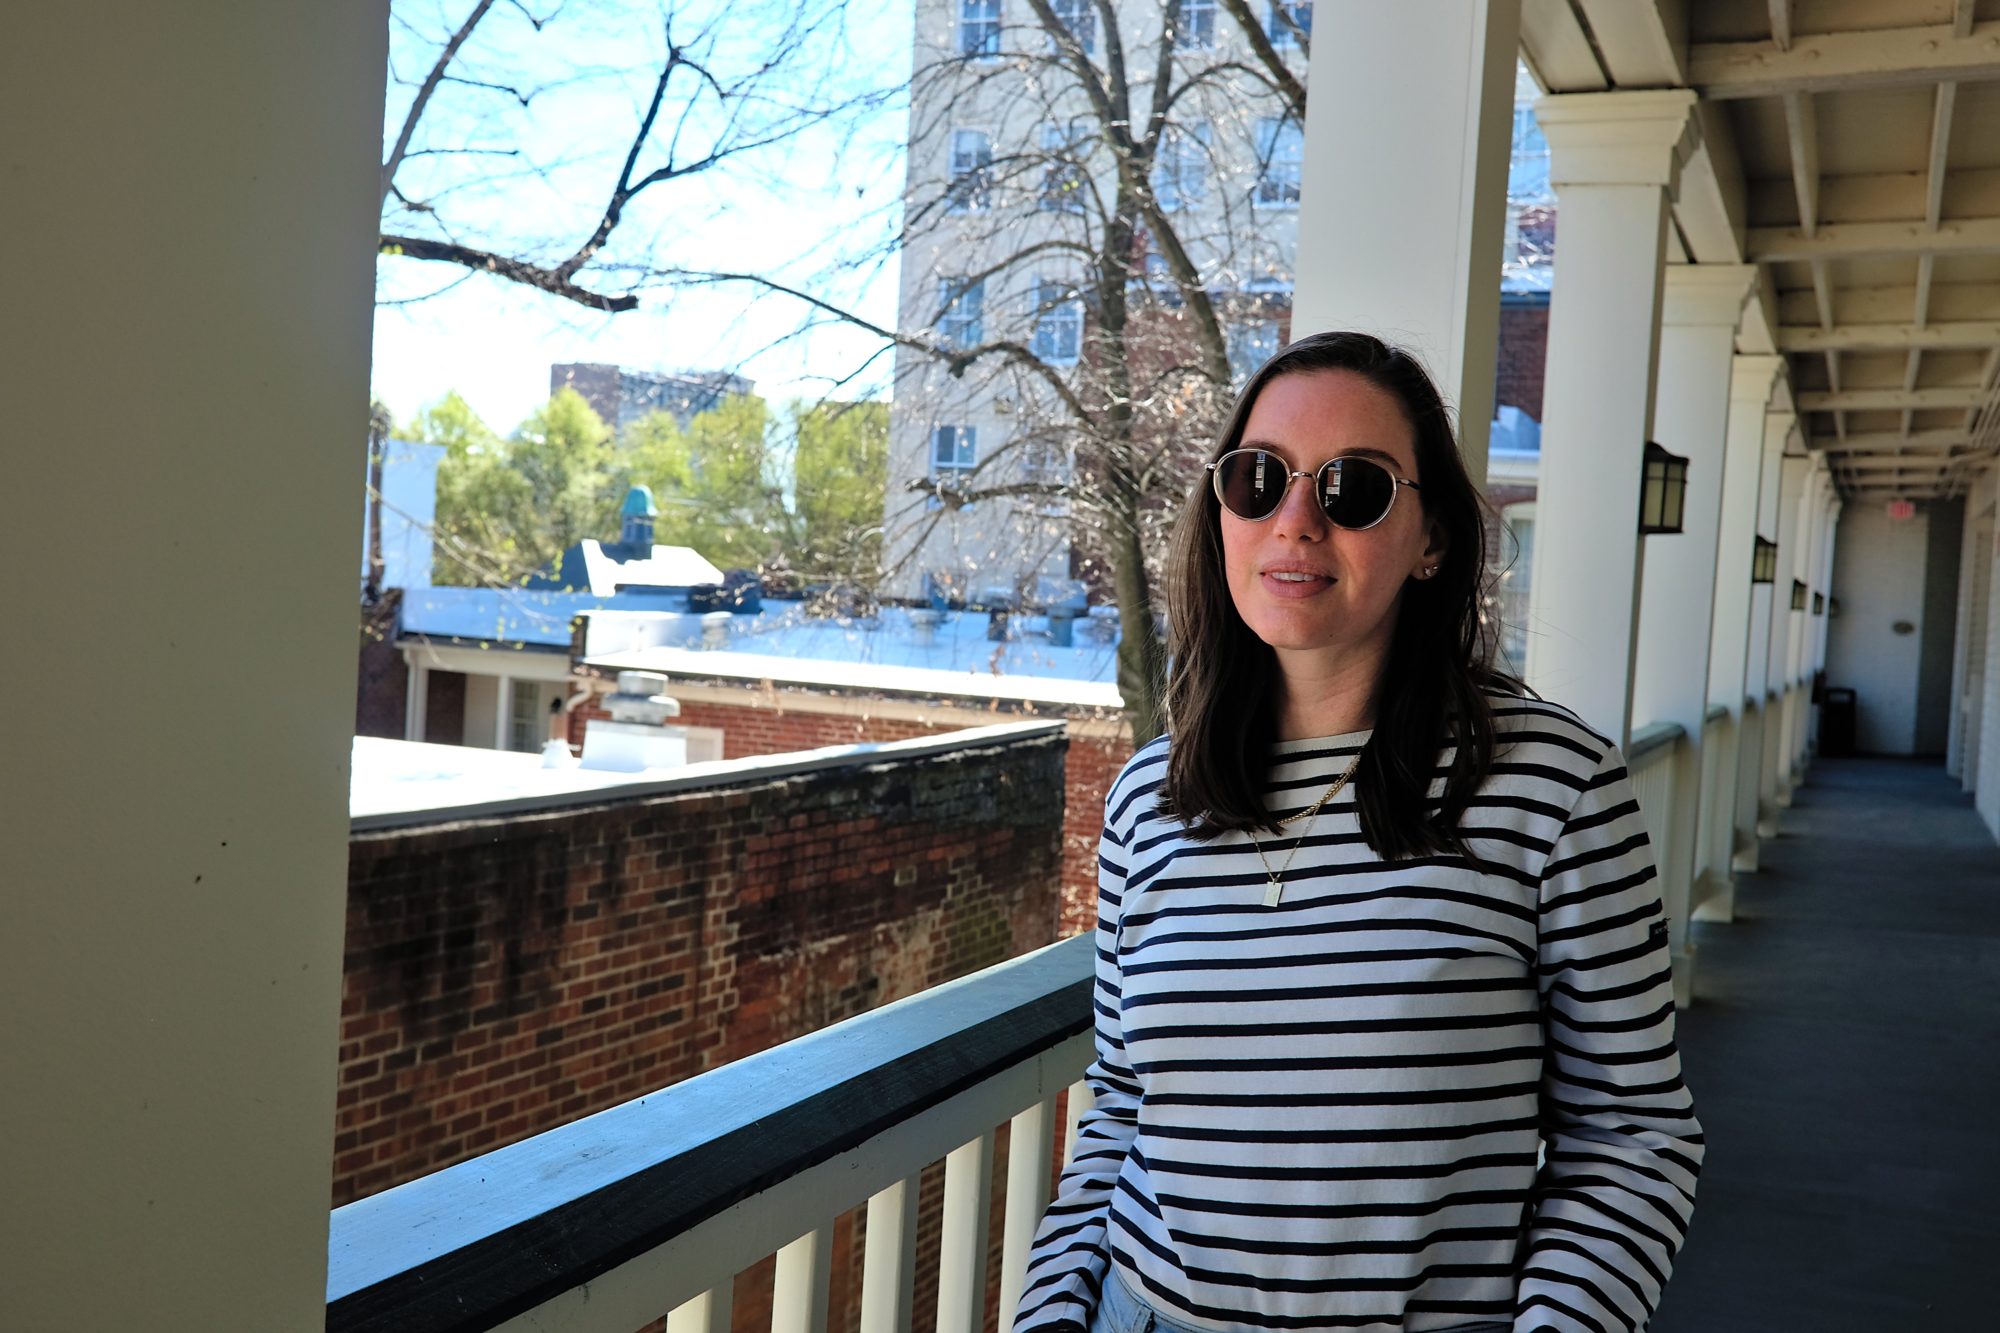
[579,670,686,771]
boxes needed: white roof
[581,541,724,594]
[582,643,1124,710]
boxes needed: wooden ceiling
[1522,0,2000,501]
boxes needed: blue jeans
[1085,1266,1510,1333]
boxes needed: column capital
[1534,89,1700,192]
[1664,263,1758,327]
[1730,353,1786,405]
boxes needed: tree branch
[380,233,639,311]
[1217,0,1306,120]
[383,0,500,207]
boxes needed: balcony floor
[1653,757,2000,1332]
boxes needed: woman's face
[1218,369,1445,678]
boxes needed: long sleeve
[1012,800,1144,1333]
[1514,745,1704,1332]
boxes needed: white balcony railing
[327,934,1096,1333]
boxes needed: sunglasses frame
[1204,449,1422,531]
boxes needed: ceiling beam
[1749,215,2000,263]
[1777,321,2000,352]
[1797,387,1990,412]
[1574,0,1686,87]
[1782,92,1818,238]
[1829,456,1965,472]
[1925,84,1957,230]
[1519,0,1609,93]
[1690,20,2000,99]
[1816,429,1977,452]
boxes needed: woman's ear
[1410,518,1449,580]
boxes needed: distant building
[549,362,754,436]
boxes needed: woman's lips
[1260,570,1334,598]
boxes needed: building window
[948,129,992,212]
[1174,0,1216,49]
[1227,320,1280,385]
[930,425,977,508]
[1048,0,1095,54]
[507,680,548,753]
[1031,280,1083,363]
[1267,0,1311,46]
[1254,116,1304,207]
[938,276,984,349]
[1153,121,1210,212]
[959,0,1001,58]
[1039,121,1088,212]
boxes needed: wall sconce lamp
[1751,535,1778,584]
[1813,591,1825,615]
[1791,579,1808,611]
[1639,441,1689,535]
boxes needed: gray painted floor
[1650,757,2000,1332]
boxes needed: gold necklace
[1250,753,1361,907]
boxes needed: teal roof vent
[620,485,658,548]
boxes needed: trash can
[1820,687,1857,757]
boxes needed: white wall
[3,5,388,1328]
[1826,504,1933,754]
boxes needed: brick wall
[336,725,1067,1211]
[568,685,1133,937]
[1495,297,1550,423]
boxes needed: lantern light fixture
[1639,441,1690,535]
[1792,579,1808,611]
[1813,591,1825,615]
[1751,535,1778,584]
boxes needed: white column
[1293,0,1521,489]
[1631,264,1755,985]
[1766,452,1811,811]
[404,652,429,743]
[1526,91,1700,744]
[1738,406,1794,862]
[5,4,387,1329]
[1699,355,1783,914]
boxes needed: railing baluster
[935,1131,994,1333]
[998,1098,1055,1324]
[1062,1078,1094,1167]
[859,1176,918,1333]
[668,1285,733,1333]
[772,1227,831,1333]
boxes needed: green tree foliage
[624,394,790,570]
[425,388,619,585]
[420,387,887,586]
[790,399,887,580]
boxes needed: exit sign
[1886,499,1916,520]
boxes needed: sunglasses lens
[1320,457,1396,528]
[1213,450,1287,520]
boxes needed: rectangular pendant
[1263,880,1283,907]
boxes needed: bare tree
[677,0,1308,741]
[379,0,891,312]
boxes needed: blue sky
[371,0,911,436]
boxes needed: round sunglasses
[1205,449,1422,530]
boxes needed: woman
[1014,333,1700,1333]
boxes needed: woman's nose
[1271,470,1329,539]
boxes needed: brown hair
[1160,331,1516,859]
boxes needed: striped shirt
[1014,693,1701,1333]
